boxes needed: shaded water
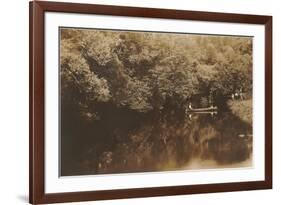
[61,106,252,176]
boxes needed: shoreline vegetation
[228,99,252,125]
[60,28,253,118]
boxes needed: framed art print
[29,1,272,204]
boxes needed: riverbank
[227,99,252,125]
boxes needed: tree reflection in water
[61,106,252,176]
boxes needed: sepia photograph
[60,27,253,176]
[29,2,272,203]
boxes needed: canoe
[187,105,218,112]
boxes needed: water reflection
[61,108,252,176]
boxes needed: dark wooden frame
[29,1,272,204]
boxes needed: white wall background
[0,0,279,204]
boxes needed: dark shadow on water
[61,104,252,176]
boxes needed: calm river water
[61,107,252,176]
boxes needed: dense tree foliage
[60,28,252,118]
